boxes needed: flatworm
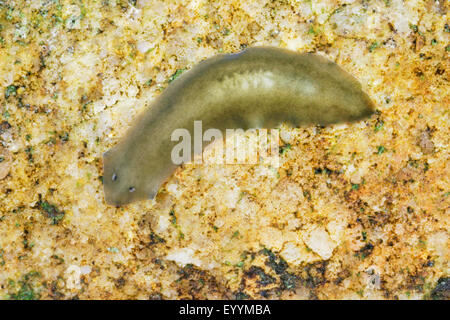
[103,47,374,206]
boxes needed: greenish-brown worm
[103,46,375,206]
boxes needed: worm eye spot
[112,173,117,181]
[129,187,136,193]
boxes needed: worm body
[103,47,374,206]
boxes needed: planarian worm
[103,46,374,206]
